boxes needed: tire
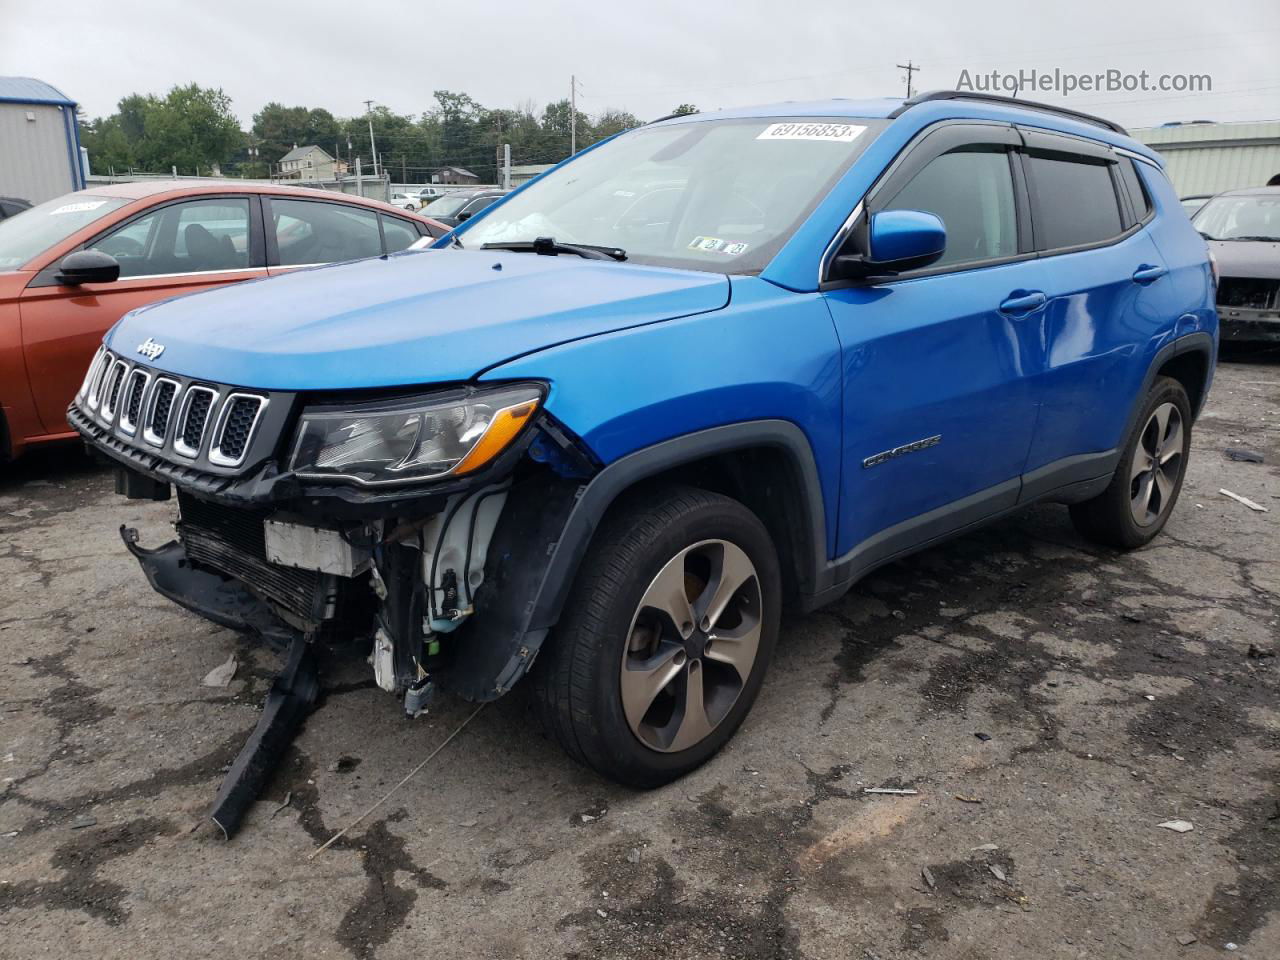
[532,485,781,788]
[1070,376,1192,550]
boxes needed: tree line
[79,83,700,183]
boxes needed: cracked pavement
[1,355,1277,960]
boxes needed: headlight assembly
[288,384,542,486]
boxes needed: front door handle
[1132,264,1168,284]
[999,290,1047,315]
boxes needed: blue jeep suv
[72,92,1216,792]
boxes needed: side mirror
[57,249,121,286]
[829,209,946,281]
[456,210,473,221]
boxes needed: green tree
[134,84,242,174]
[591,109,641,141]
[670,103,699,116]
[252,103,342,165]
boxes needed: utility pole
[896,61,920,99]
[364,99,379,177]
[502,143,511,190]
[570,74,577,156]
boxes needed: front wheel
[1070,375,1192,549]
[532,486,781,787]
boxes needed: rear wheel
[1070,376,1192,549]
[532,486,781,787]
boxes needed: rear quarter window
[1117,159,1153,224]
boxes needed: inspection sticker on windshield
[50,200,109,216]
[756,122,865,143]
[689,236,750,256]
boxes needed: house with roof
[0,77,86,204]
[431,165,480,185]
[276,144,345,181]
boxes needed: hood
[106,250,730,390]
[1208,239,1280,280]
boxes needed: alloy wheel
[1129,401,1184,527]
[619,539,762,753]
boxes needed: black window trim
[1017,126,1145,259]
[29,193,266,289]
[821,120,1036,290]
[262,195,392,267]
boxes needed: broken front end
[70,346,596,712]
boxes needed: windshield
[0,194,131,270]
[424,194,474,218]
[1193,194,1280,241]
[461,116,884,274]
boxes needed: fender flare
[1123,331,1215,445]
[527,419,829,633]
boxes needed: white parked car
[389,192,420,211]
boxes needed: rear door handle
[1132,264,1168,284]
[999,290,1047,315]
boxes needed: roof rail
[889,90,1128,136]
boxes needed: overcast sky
[2,0,1277,132]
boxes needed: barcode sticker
[756,122,865,143]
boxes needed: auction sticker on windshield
[50,200,110,216]
[756,122,865,142]
[689,237,750,255]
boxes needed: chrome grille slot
[78,346,105,402]
[119,369,151,435]
[173,386,218,458]
[209,394,266,467]
[100,360,129,422]
[87,351,115,410]
[144,378,179,446]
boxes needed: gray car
[1193,187,1280,342]
[421,188,508,227]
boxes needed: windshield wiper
[481,236,627,261]
[1223,235,1280,242]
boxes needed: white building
[1131,121,1280,196]
[0,77,86,204]
[277,144,344,180]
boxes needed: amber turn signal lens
[454,400,539,474]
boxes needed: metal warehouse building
[0,77,86,205]
[1131,120,1280,196]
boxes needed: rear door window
[270,199,383,265]
[1026,151,1124,250]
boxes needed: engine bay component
[419,482,510,632]
[264,518,373,578]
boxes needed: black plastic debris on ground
[1225,447,1265,464]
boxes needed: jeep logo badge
[137,338,165,361]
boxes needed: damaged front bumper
[120,526,298,648]
[100,441,586,715]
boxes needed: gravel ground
[1,355,1276,960]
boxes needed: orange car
[0,181,449,461]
